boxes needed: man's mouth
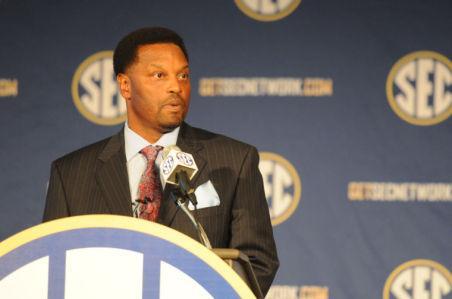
[164,96,184,109]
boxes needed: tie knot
[140,145,163,161]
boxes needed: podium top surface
[0,215,255,299]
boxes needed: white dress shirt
[124,122,180,204]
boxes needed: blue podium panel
[0,215,255,299]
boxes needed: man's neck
[127,123,163,144]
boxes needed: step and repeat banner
[0,1,450,298]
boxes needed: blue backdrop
[1,0,451,298]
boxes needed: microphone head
[156,144,180,169]
[162,145,181,160]
[158,146,198,189]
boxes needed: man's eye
[178,73,189,80]
[153,72,164,78]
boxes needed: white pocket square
[189,180,220,210]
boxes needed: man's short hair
[113,27,188,76]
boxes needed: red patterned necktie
[137,145,163,221]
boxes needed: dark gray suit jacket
[43,122,279,295]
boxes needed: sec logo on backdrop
[235,0,301,22]
[72,51,127,125]
[259,152,301,226]
[383,259,451,299]
[386,51,451,126]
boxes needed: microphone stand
[133,195,211,248]
[169,191,212,249]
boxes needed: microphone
[157,145,198,205]
[157,145,212,249]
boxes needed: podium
[213,248,264,298]
[0,215,257,299]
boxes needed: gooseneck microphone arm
[169,191,212,249]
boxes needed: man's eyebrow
[149,63,164,69]
[148,64,189,71]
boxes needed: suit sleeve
[42,161,70,222]
[229,146,279,296]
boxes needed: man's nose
[168,76,181,94]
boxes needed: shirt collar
[124,122,180,162]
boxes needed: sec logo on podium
[0,215,255,299]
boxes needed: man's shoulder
[182,123,256,153]
[52,133,120,167]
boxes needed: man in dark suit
[43,27,278,295]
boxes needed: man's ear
[117,73,131,100]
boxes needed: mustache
[163,95,185,105]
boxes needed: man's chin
[160,119,183,133]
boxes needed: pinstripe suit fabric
[43,122,279,295]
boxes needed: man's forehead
[136,43,186,59]
[125,43,189,73]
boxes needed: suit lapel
[177,123,208,188]
[95,130,132,216]
[158,122,208,226]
